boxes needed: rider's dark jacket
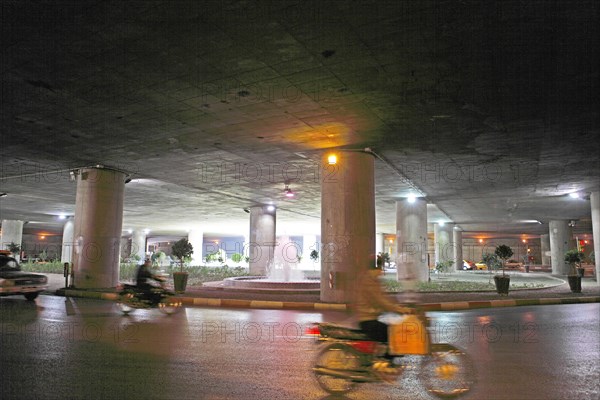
[136,264,156,289]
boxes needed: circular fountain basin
[223,276,320,291]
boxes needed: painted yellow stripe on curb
[539,298,561,305]
[314,303,347,311]
[101,293,118,301]
[578,297,600,303]
[490,299,517,307]
[250,301,283,309]
[441,302,470,310]
[193,298,221,306]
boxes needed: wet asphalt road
[1,295,598,400]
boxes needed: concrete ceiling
[1,1,598,241]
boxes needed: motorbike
[116,276,182,315]
[306,308,475,398]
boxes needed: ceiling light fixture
[266,205,275,212]
[407,193,416,203]
[327,154,337,165]
[569,192,580,199]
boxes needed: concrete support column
[434,223,455,268]
[248,205,276,275]
[395,198,428,283]
[72,167,126,288]
[61,219,74,264]
[453,227,463,271]
[131,229,147,263]
[540,234,551,266]
[549,220,573,275]
[188,230,204,266]
[591,191,600,284]
[321,151,375,303]
[1,220,24,260]
[376,233,385,256]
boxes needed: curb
[57,289,600,312]
[420,296,600,311]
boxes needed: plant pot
[567,275,582,293]
[173,271,189,293]
[494,275,510,295]
[524,265,530,273]
[576,268,585,278]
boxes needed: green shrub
[119,262,139,282]
[435,260,454,273]
[481,253,501,271]
[20,261,64,274]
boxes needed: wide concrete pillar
[549,220,573,275]
[248,205,276,275]
[321,151,375,303]
[188,229,204,266]
[72,167,126,288]
[453,227,463,271]
[61,219,74,264]
[434,223,455,268]
[540,234,551,266]
[1,220,24,260]
[395,197,428,283]
[131,229,147,263]
[591,191,600,284]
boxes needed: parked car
[505,260,524,269]
[462,260,476,270]
[475,262,488,270]
[0,254,48,300]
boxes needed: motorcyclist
[136,258,165,304]
[355,262,413,374]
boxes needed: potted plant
[564,249,585,293]
[171,238,193,293]
[493,245,513,295]
[7,242,21,258]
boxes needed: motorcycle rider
[136,258,164,304]
[355,261,413,375]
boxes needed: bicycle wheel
[313,343,362,395]
[158,297,182,315]
[116,298,134,315]
[419,343,475,398]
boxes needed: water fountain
[222,238,320,292]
